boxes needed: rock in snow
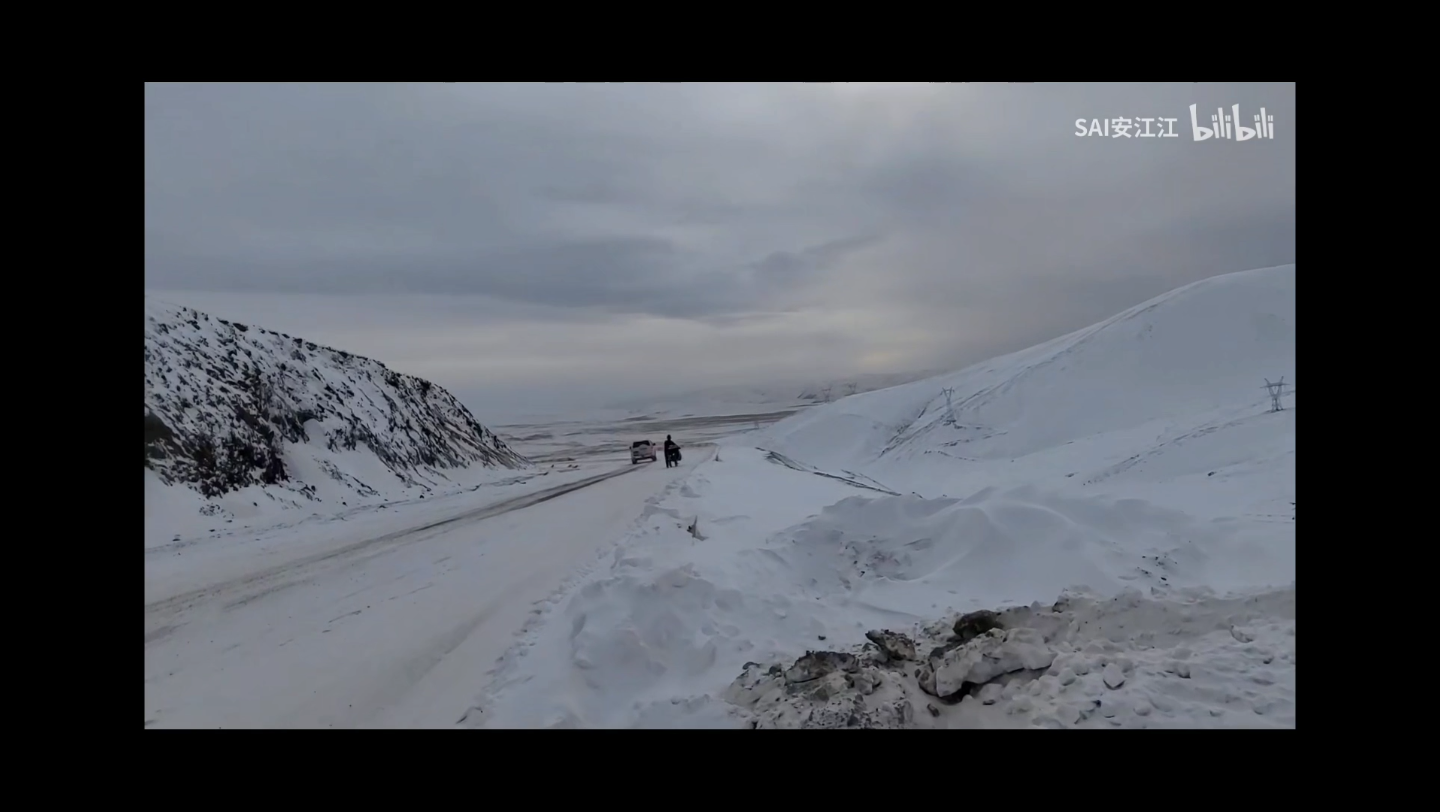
[144,297,528,502]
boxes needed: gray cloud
[145,82,1294,414]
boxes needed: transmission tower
[941,387,956,424]
[1262,377,1290,412]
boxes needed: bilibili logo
[1189,104,1276,141]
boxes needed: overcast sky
[144,82,1295,420]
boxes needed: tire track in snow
[144,464,643,633]
[759,448,901,495]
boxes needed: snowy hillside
[474,264,1296,729]
[608,370,939,416]
[764,264,1295,505]
[145,298,529,544]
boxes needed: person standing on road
[664,435,680,468]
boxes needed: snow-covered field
[606,371,939,418]
[469,264,1296,729]
[494,408,797,465]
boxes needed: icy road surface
[144,450,711,728]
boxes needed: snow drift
[145,298,529,544]
[472,264,1296,728]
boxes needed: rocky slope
[144,298,529,505]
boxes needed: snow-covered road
[144,449,711,728]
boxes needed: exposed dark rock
[864,629,917,663]
[952,609,1003,644]
[725,613,1059,727]
[783,650,859,684]
[726,655,909,729]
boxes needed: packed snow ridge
[144,298,528,515]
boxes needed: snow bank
[781,484,1293,612]
[471,447,867,728]
[144,462,589,550]
[470,445,1294,728]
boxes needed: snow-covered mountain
[144,298,528,528]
